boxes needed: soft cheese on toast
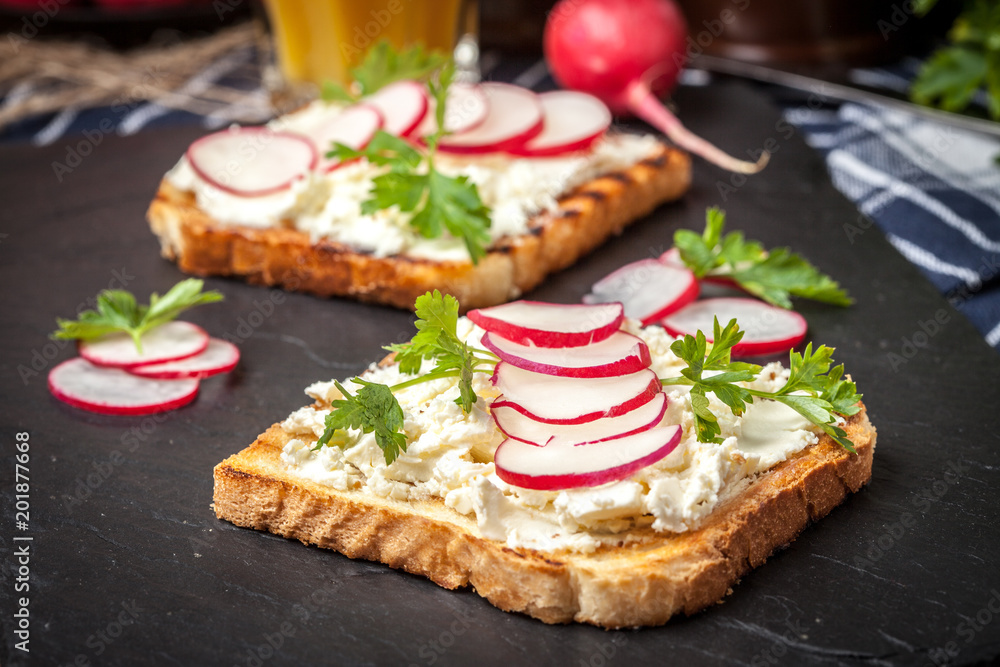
[213,318,875,627]
[147,93,691,311]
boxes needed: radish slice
[482,330,650,378]
[416,82,490,137]
[437,83,543,154]
[79,321,209,369]
[660,297,808,356]
[493,391,667,446]
[312,104,383,172]
[491,364,660,425]
[186,128,317,196]
[507,90,611,157]
[364,81,428,138]
[468,301,624,348]
[494,424,682,491]
[128,338,240,379]
[584,259,698,325]
[48,358,199,416]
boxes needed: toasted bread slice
[147,145,690,311]
[213,404,875,628]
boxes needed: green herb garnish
[52,278,223,353]
[316,290,497,461]
[674,208,852,308]
[910,0,1000,121]
[661,317,861,452]
[321,39,448,103]
[328,63,492,263]
[315,379,408,463]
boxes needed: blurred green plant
[910,0,1000,120]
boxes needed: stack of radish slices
[184,82,615,198]
[584,249,807,357]
[48,321,239,416]
[468,301,681,491]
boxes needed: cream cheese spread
[164,100,662,261]
[278,319,821,553]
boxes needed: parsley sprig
[52,278,223,353]
[328,63,492,263]
[661,318,862,452]
[316,291,497,462]
[321,39,447,103]
[910,0,1000,121]
[674,208,853,308]
[315,379,408,463]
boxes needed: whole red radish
[544,0,767,174]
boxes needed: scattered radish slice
[493,391,667,446]
[79,321,209,369]
[364,81,428,138]
[437,83,543,154]
[507,90,611,157]
[482,330,650,378]
[660,297,807,356]
[128,338,240,379]
[186,127,317,196]
[491,364,661,424]
[312,104,383,171]
[468,301,624,348]
[48,358,199,416]
[494,424,682,491]
[416,82,490,137]
[584,259,699,325]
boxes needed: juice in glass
[261,0,468,107]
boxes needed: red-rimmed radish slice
[416,82,490,137]
[493,391,667,446]
[468,301,623,348]
[584,259,698,325]
[437,83,543,154]
[48,358,199,416]
[482,330,650,378]
[507,90,611,157]
[494,423,682,491]
[313,104,383,172]
[660,297,807,356]
[128,338,239,379]
[364,81,428,138]
[79,321,209,369]
[187,128,317,196]
[491,363,660,425]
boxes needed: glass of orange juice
[257,0,478,112]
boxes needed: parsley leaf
[662,318,862,452]
[387,290,496,412]
[321,39,448,103]
[663,318,760,442]
[911,0,1000,121]
[316,379,408,464]
[52,279,223,353]
[325,64,493,263]
[674,207,852,308]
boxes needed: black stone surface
[1,81,999,667]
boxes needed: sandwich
[212,293,875,627]
[146,53,691,311]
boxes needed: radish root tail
[627,81,769,174]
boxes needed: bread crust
[213,405,875,628]
[147,145,691,311]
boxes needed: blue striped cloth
[3,52,998,352]
[783,65,1000,353]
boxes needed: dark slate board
[2,81,999,667]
